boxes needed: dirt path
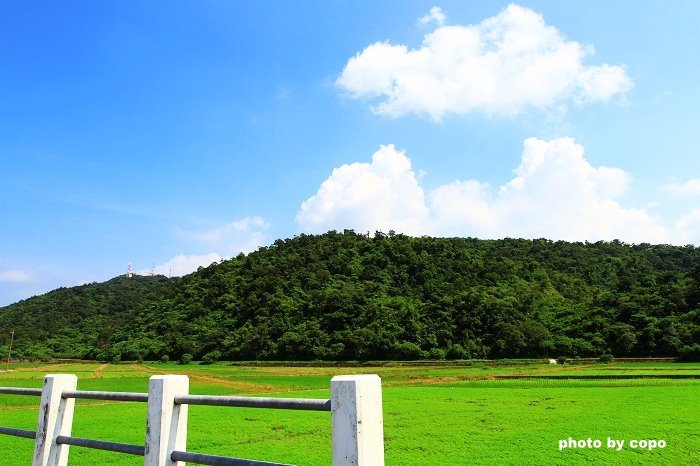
[133,364,276,394]
[92,363,109,378]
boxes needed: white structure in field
[332,374,385,465]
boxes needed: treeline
[1,231,699,362]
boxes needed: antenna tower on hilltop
[127,262,133,278]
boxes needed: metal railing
[0,385,149,458]
[174,394,332,410]
[0,373,384,466]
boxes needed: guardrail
[0,373,384,465]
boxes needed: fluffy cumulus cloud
[436,138,668,242]
[337,4,632,119]
[142,216,271,277]
[297,139,681,244]
[675,208,700,244]
[296,145,429,235]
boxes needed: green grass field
[1,362,698,465]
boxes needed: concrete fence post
[145,375,189,466]
[331,374,384,466]
[33,374,78,466]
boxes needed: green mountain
[1,231,699,362]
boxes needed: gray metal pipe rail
[0,386,149,402]
[0,426,37,439]
[171,450,293,466]
[56,435,145,456]
[0,387,42,396]
[61,390,149,402]
[175,394,331,411]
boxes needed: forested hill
[1,231,699,362]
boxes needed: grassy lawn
[0,362,698,465]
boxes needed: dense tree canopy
[1,231,699,361]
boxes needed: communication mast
[127,262,133,278]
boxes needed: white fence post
[32,374,78,466]
[331,374,384,466]
[145,375,189,466]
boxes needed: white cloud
[297,139,677,244]
[337,4,633,120]
[464,138,667,243]
[575,64,632,104]
[142,216,271,277]
[662,178,700,197]
[418,6,446,28]
[0,270,31,283]
[296,145,429,235]
[428,179,497,236]
[675,208,700,244]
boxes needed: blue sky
[2,1,699,305]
